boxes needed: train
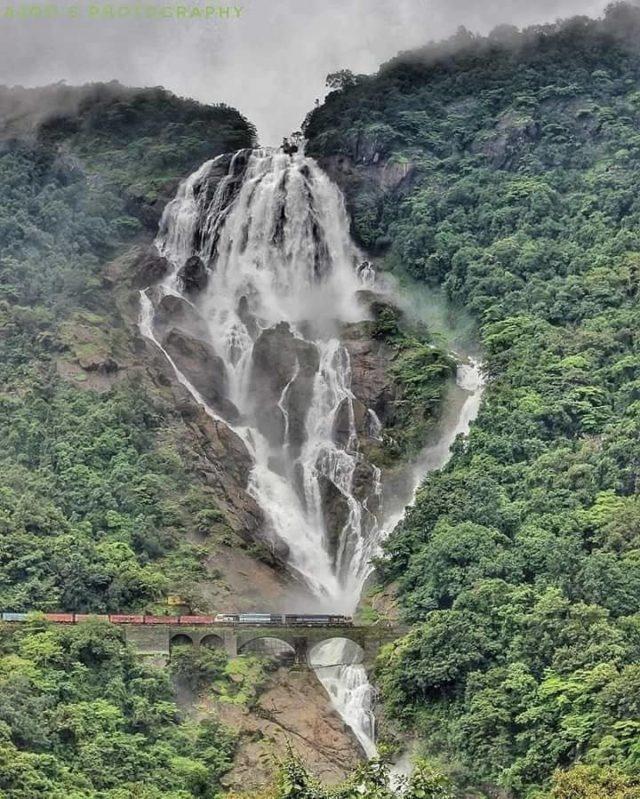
[0,612,353,627]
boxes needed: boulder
[178,255,208,295]
[131,249,170,288]
[79,355,120,375]
[162,329,240,423]
[153,294,210,342]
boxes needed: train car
[144,616,181,625]
[44,613,74,623]
[74,614,109,622]
[214,613,239,623]
[285,614,329,626]
[1,612,28,622]
[178,615,216,625]
[109,614,144,624]
[238,613,285,625]
[284,614,352,626]
[327,615,352,626]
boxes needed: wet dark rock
[178,255,208,295]
[190,149,252,254]
[131,249,170,288]
[318,474,350,566]
[351,458,382,510]
[343,336,398,427]
[154,294,210,342]
[162,329,240,424]
[249,322,319,452]
[237,295,260,340]
[332,397,369,448]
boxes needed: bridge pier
[223,630,238,658]
[292,636,309,666]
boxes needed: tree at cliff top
[0,82,256,612]
[305,3,640,797]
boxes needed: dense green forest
[0,620,236,798]
[305,4,640,798]
[7,2,640,794]
[0,83,256,613]
[0,84,259,798]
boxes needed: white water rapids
[138,147,483,761]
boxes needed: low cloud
[0,0,611,144]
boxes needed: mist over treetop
[0,80,256,145]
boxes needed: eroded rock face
[332,397,369,449]
[214,669,364,792]
[249,322,319,453]
[343,336,398,428]
[318,474,350,566]
[162,329,240,423]
[477,111,541,170]
[153,294,210,343]
[180,399,264,541]
[178,255,208,295]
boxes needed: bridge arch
[170,633,194,649]
[238,636,296,666]
[308,637,365,670]
[200,634,224,650]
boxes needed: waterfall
[311,638,377,759]
[139,146,484,761]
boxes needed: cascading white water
[148,147,384,606]
[311,638,377,759]
[139,146,484,760]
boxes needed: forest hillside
[304,4,640,797]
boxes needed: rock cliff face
[208,669,364,791]
[249,322,320,454]
[178,255,208,295]
[341,323,399,429]
[162,329,240,424]
[317,154,416,253]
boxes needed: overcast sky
[0,0,611,144]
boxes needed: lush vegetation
[359,300,458,465]
[171,645,271,708]
[231,753,455,799]
[0,86,258,797]
[0,619,236,798]
[306,4,640,798]
[0,84,255,613]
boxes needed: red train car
[143,616,181,624]
[44,613,74,623]
[179,615,216,625]
[74,614,109,622]
[109,614,144,624]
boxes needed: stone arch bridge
[124,623,401,668]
